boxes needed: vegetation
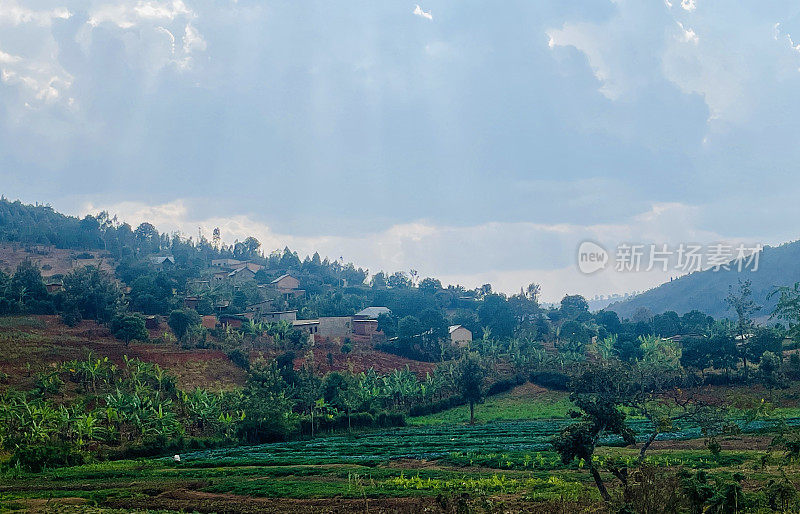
[7,199,800,510]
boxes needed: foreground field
[2,417,799,513]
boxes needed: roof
[449,324,471,334]
[355,307,391,319]
[150,256,175,264]
[228,267,256,277]
[293,319,320,326]
[271,273,297,284]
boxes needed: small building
[293,319,320,338]
[212,270,230,283]
[150,255,175,267]
[318,316,353,339]
[228,266,257,284]
[219,314,247,329]
[184,296,201,310]
[353,318,379,337]
[245,299,274,318]
[448,325,473,346]
[354,306,391,320]
[201,315,218,329]
[271,274,300,291]
[211,258,246,268]
[44,279,63,293]
[261,310,298,323]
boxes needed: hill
[607,239,800,319]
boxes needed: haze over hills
[606,240,800,320]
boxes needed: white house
[448,325,472,346]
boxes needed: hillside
[607,239,800,319]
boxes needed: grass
[409,384,573,425]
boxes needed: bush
[486,374,526,396]
[529,371,569,390]
[6,444,84,472]
[227,348,250,370]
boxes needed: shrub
[529,371,569,390]
[227,348,250,370]
[7,444,84,472]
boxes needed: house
[150,255,175,267]
[236,262,265,273]
[219,314,247,329]
[188,279,210,291]
[354,307,391,320]
[201,315,218,329]
[271,274,300,290]
[245,299,274,318]
[318,316,353,339]
[261,310,298,323]
[212,270,230,283]
[292,319,320,339]
[184,296,201,310]
[228,266,257,284]
[353,318,379,337]
[211,258,246,268]
[448,325,473,346]
[44,279,63,293]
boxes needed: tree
[477,294,516,340]
[560,295,589,319]
[418,277,442,295]
[110,313,148,345]
[61,266,122,324]
[455,353,485,424]
[168,309,202,341]
[759,351,784,390]
[726,279,760,382]
[553,361,635,502]
[10,261,49,305]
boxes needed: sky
[2,0,800,301]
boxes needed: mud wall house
[353,318,379,337]
[448,325,472,347]
[184,296,201,310]
[201,315,218,329]
[211,258,246,268]
[270,274,305,299]
[45,279,63,293]
[228,266,257,285]
[271,274,300,290]
[318,316,353,339]
[219,314,246,329]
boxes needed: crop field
[2,414,799,512]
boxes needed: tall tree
[725,279,760,382]
[456,353,485,424]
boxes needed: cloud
[413,5,433,21]
[88,1,192,28]
[0,1,71,26]
[676,21,698,44]
[681,0,697,12]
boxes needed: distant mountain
[606,240,800,320]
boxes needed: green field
[409,384,573,425]
[4,383,800,512]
